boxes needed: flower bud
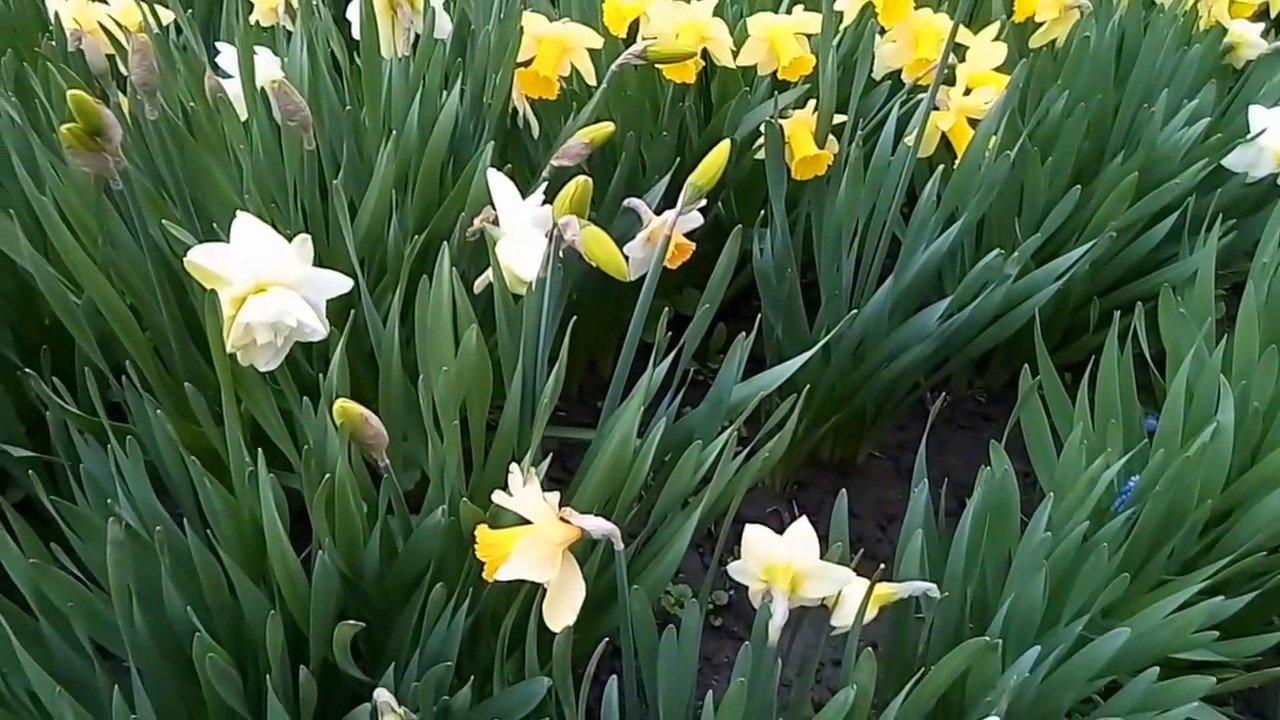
[549,120,616,167]
[640,40,700,65]
[263,77,316,150]
[576,221,629,281]
[127,33,162,120]
[58,123,101,153]
[680,138,731,209]
[552,175,593,220]
[66,89,122,147]
[560,508,624,550]
[332,398,390,469]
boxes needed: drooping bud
[552,175,593,220]
[61,90,125,187]
[549,121,616,168]
[560,508,624,550]
[127,33,161,120]
[332,398,390,470]
[263,77,316,150]
[680,138,731,209]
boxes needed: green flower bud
[577,221,629,282]
[552,175,594,220]
[66,89,122,146]
[640,40,700,65]
[58,123,101,152]
[681,138,731,208]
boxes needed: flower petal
[542,550,586,632]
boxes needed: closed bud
[66,89,122,147]
[127,33,162,120]
[549,120,616,167]
[332,398,390,470]
[681,138,731,209]
[552,175,594,220]
[58,123,101,153]
[640,39,700,65]
[263,77,316,150]
[576,221,629,282]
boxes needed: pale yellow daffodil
[514,11,604,102]
[835,0,913,29]
[47,0,175,72]
[757,100,847,181]
[1221,104,1280,183]
[621,197,704,278]
[872,7,954,84]
[473,464,622,633]
[828,574,939,633]
[249,0,297,29]
[345,0,452,59]
[1012,0,1083,49]
[725,516,855,644]
[737,6,824,82]
[602,0,649,37]
[638,0,736,83]
[1222,17,1270,68]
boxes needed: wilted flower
[332,398,390,470]
[638,0,735,83]
[759,100,847,181]
[1221,104,1280,183]
[249,0,297,29]
[473,464,623,633]
[621,197,704,279]
[210,41,285,121]
[1222,17,1270,68]
[473,168,554,295]
[263,75,317,149]
[514,11,604,102]
[345,0,452,59]
[602,0,650,37]
[183,211,354,372]
[737,6,823,82]
[835,0,912,29]
[59,89,125,186]
[828,574,939,633]
[872,7,954,83]
[1012,0,1084,49]
[725,516,855,644]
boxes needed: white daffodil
[827,574,939,634]
[1222,104,1280,183]
[473,168,554,295]
[372,688,414,719]
[1222,18,1269,69]
[725,516,856,644]
[183,211,353,372]
[473,464,622,633]
[211,41,285,121]
[620,197,705,280]
[345,0,452,59]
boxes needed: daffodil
[638,0,735,83]
[473,168,554,295]
[602,0,649,37]
[915,81,1001,160]
[725,516,855,644]
[758,100,847,181]
[345,0,452,59]
[1222,17,1270,68]
[621,197,705,279]
[210,41,286,121]
[1012,0,1083,49]
[183,211,354,372]
[835,0,913,29]
[828,573,939,633]
[372,688,412,720]
[514,11,604,102]
[473,464,622,633]
[47,0,175,73]
[956,20,1007,74]
[249,0,296,28]
[1221,104,1280,183]
[737,6,823,82]
[871,7,954,84]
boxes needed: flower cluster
[1180,0,1279,67]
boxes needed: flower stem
[613,547,642,719]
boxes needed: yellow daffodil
[249,0,296,29]
[1223,0,1277,18]
[737,6,823,81]
[725,516,855,644]
[757,100,847,180]
[828,574,939,633]
[1012,0,1083,49]
[915,81,1001,160]
[638,0,735,84]
[473,464,622,633]
[1221,104,1280,183]
[183,211,354,372]
[1222,17,1270,68]
[835,0,913,29]
[872,7,954,84]
[602,0,649,37]
[514,11,604,102]
[345,0,452,59]
[48,0,175,72]
[621,197,704,278]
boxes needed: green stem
[613,548,642,719]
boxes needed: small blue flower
[1112,474,1140,513]
[1143,412,1159,437]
